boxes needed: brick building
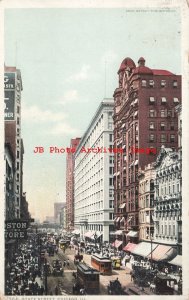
[113,57,181,245]
[66,138,81,229]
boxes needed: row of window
[149,121,176,130]
[149,133,176,142]
[149,109,175,117]
[148,97,179,104]
[141,79,178,88]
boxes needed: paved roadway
[45,247,153,295]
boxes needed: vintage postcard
[1,0,189,299]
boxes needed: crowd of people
[5,234,45,295]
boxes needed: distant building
[54,202,66,224]
[74,98,114,242]
[66,138,81,229]
[113,57,181,244]
[45,216,54,223]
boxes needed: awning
[112,239,123,249]
[123,242,137,252]
[134,160,138,165]
[84,231,94,238]
[91,231,103,240]
[119,203,126,209]
[132,242,158,257]
[121,123,126,128]
[114,230,123,235]
[134,111,138,117]
[116,217,121,223]
[150,97,155,102]
[113,217,117,222]
[134,98,138,104]
[122,145,126,149]
[72,229,80,235]
[120,217,125,223]
[126,231,138,238]
[117,172,120,176]
[168,255,182,267]
[148,244,177,262]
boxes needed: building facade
[54,202,66,224]
[74,98,114,242]
[4,66,26,219]
[5,143,15,220]
[153,146,182,254]
[138,164,155,242]
[113,57,181,244]
[66,138,81,230]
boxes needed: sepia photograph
[1,0,189,298]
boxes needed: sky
[4,6,181,222]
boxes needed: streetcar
[91,253,112,275]
[111,256,121,269]
[77,262,100,294]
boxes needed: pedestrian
[67,259,70,266]
[55,285,58,295]
[63,260,66,267]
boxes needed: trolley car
[77,262,100,294]
[91,253,112,275]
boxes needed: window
[173,80,178,87]
[161,80,166,87]
[169,225,172,236]
[160,110,166,117]
[149,80,154,87]
[170,123,175,130]
[149,122,155,130]
[17,117,20,125]
[17,106,20,114]
[142,80,147,87]
[109,213,114,220]
[173,225,175,236]
[108,123,113,129]
[109,200,114,208]
[160,122,165,130]
[17,151,19,159]
[149,109,156,117]
[160,134,166,142]
[165,225,167,235]
[149,134,155,142]
[109,167,114,175]
[167,110,172,117]
[161,97,167,104]
[170,134,175,142]
[173,97,179,103]
[109,134,113,142]
[149,97,155,104]
[109,178,113,186]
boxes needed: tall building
[113,57,181,244]
[66,138,81,229]
[74,98,114,242]
[4,66,25,219]
[138,164,155,242]
[54,202,66,224]
[5,143,15,220]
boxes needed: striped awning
[84,231,94,238]
[131,242,158,257]
[168,255,182,267]
[114,230,123,235]
[123,242,137,252]
[148,244,177,262]
[112,239,123,249]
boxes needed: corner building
[74,98,114,242]
[113,57,181,244]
